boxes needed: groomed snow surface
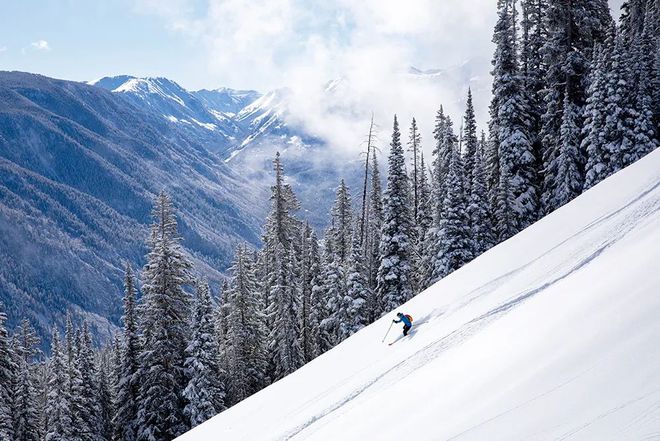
[179,149,660,441]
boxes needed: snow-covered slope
[192,87,260,116]
[179,149,660,441]
[90,76,244,146]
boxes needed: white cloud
[0,46,7,53]
[134,0,498,158]
[31,40,51,51]
[135,0,620,159]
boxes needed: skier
[393,312,413,336]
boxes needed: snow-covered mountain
[193,87,260,116]
[0,72,266,347]
[90,75,247,149]
[179,149,660,440]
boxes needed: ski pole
[381,320,394,343]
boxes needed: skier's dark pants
[403,324,411,336]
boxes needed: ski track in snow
[280,178,660,441]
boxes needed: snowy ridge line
[281,175,660,440]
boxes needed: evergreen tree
[376,115,414,315]
[317,228,346,351]
[65,317,84,441]
[12,320,40,441]
[629,9,658,162]
[491,0,538,230]
[97,356,114,441]
[0,306,14,441]
[414,154,433,291]
[214,281,231,399]
[267,242,304,379]
[330,180,353,264]
[78,323,101,440]
[468,141,496,255]
[136,192,192,441]
[262,154,304,380]
[407,117,423,221]
[435,145,473,277]
[423,112,459,286]
[541,0,612,213]
[495,160,519,241]
[554,94,583,207]
[602,34,636,174]
[343,227,370,337]
[520,0,547,199]
[225,246,269,402]
[300,223,322,362]
[45,330,72,441]
[430,107,454,222]
[113,264,141,441]
[462,89,479,190]
[183,281,224,428]
[366,148,383,296]
[582,41,612,189]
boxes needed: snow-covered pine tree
[45,330,72,441]
[300,223,321,362]
[628,6,659,162]
[619,0,648,43]
[414,153,433,292]
[343,225,370,338]
[225,245,269,402]
[520,0,547,198]
[95,350,114,441]
[262,153,304,380]
[330,180,353,265]
[582,41,612,190]
[430,106,454,222]
[136,191,192,441]
[0,305,14,441]
[77,323,101,440]
[540,0,612,213]
[495,158,519,241]
[416,153,433,243]
[65,317,84,441]
[491,0,538,231]
[11,320,40,441]
[183,281,224,428]
[318,226,345,351]
[376,115,414,315]
[462,89,479,191]
[435,143,474,278]
[601,33,636,175]
[268,242,304,380]
[423,112,459,286]
[468,139,496,256]
[214,280,232,400]
[554,93,584,208]
[407,117,423,222]
[113,263,141,441]
[365,147,383,298]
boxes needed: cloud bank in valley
[135,0,624,159]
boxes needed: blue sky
[0,0,214,88]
